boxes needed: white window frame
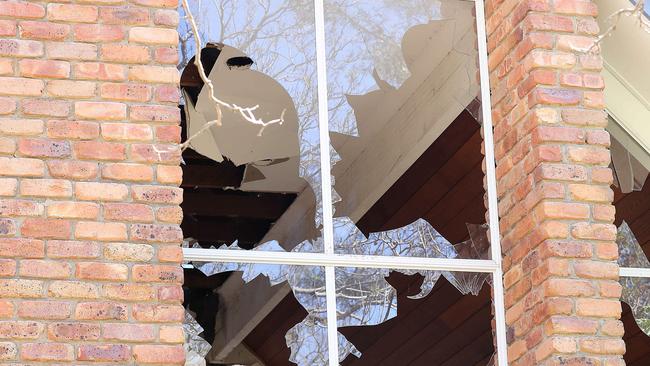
[182,0,509,364]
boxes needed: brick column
[0,1,184,364]
[486,0,625,365]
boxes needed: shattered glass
[195,218,492,364]
[617,221,650,336]
[184,311,212,366]
[179,0,493,364]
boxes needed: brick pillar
[486,0,625,365]
[0,1,184,364]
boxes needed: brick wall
[0,1,184,364]
[486,0,626,364]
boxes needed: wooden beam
[182,189,296,220]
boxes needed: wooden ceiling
[243,111,495,365]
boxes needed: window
[178,1,508,365]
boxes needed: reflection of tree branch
[179,0,287,151]
[591,0,650,52]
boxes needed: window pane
[335,268,495,365]
[183,263,332,365]
[323,0,490,260]
[178,0,325,253]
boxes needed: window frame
[181,0,509,364]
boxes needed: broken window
[178,0,506,365]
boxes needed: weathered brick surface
[0,1,183,364]
[487,0,624,364]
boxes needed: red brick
[579,339,625,355]
[133,264,183,283]
[46,42,97,61]
[102,163,154,182]
[0,39,43,58]
[19,21,69,40]
[130,143,181,164]
[0,157,44,177]
[129,27,178,45]
[47,240,100,259]
[0,279,43,298]
[103,283,156,301]
[0,77,44,96]
[0,321,42,339]
[19,59,69,78]
[102,122,153,141]
[78,344,130,362]
[104,202,154,222]
[545,316,598,335]
[74,62,125,81]
[101,82,151,102]
[48,322,99,341]
[576,298,621,318]
[48,160,98,180]
[0,199,43,217]
[569,184,613,203]
[0,97,16,115]
[0,301,14,318]
[130,223,183,243]
[19,260,71,279]
[74,141,126,161]
[160,325,184,343]
[156,206,183,224]
[545,278,594,297]
[21,342,73,361]
[21,218,70,239]
[101,43,150,64]
[155,85,180,103]
[74,302,127,321]
[0,238,44,258]
[75,182,128,201]
[104,242,154,262]
[47,201,99,220]
[73,24,124,42]
[75,221,127,241]
[47,80,97,99]
[20,178,72,198]
[0,259,16,277]
[154,9,179,26]
[130,105,180,122]
[76,262,128,281]
[48,281,98,299]
[154,46,179,64]
[129,65,179,84]
[18,301,71,320]
[156,165,182,185]
[132,185,183,204]
[47,3,98,23]
[21,98,70,117]
[47,120,99,140]
[99,6,150,25]
[0,178,17,196]
[158,245,183,263]
[0,119,43,136]
[18,138,71,158]
[0,20,15,37]
[133,345,184,365]
[133,304,184,323]
[158,285,183,303]
[75,101,126,121]
[102,323,155,342]
[133,0,178,7]
[0,2,45,19]
[156,125,181,143]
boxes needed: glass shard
[617,221,650,336]
[184,311,212,366]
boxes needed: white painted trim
[620,267,650,278]
[474,0,508,364]
[313,0,340,362]
[182,248,499,272]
